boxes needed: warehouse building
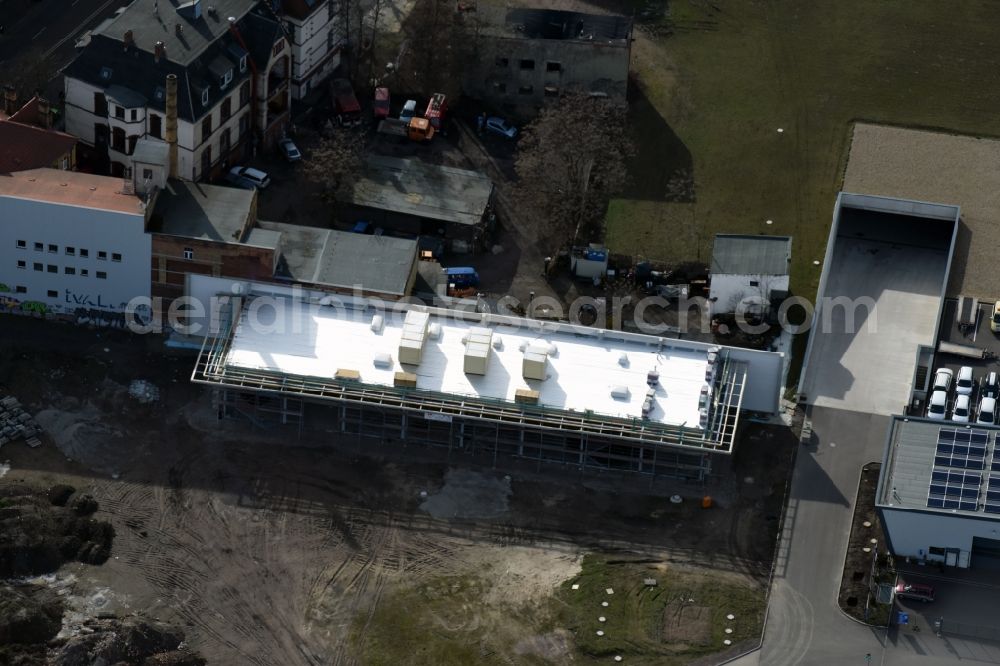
[191,289,784,479]
[877,418,1000,569]
[0,168,151,323]
[341,156,495,254]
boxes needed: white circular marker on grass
[724,639,732,646]
[726,614,735,620]
[766,219,773,225]
[596,630,605,636]
[599,616,606,623]
[602,601,609,607]
[725,628,733,634]
[777,128,784,133]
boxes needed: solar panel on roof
[984,504,1000,515]
[935,428,989,470]
[927,467,982,511]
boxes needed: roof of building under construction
[193,295,753,452]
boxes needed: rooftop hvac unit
[394,371,417,388]
[610,385,630,400]
[641,398,654,418]
[522,343,549,380]
[371,313,384,333]
[464,326,493,375]
[618,353,629,367]
[398,310,430,365]
[646,369,660,387]
[515,388,540,404]
[428,322,442,339]
[373,352,393,368]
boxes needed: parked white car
[932,368,953,393]
[978,397,997,424]
[228,166,271,189]
[927,390,948,420]
[956,366,975,395]
[952,394,971,423]
[983,371,1000,399]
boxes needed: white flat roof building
[194,292,785,457]
[224,302,714,431]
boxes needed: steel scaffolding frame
[191,301,749,478]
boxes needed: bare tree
[397,0,475,99]
[513,92,632,254]
[301,130,366,204]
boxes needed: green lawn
[607,0,1000,297]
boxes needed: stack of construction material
[0,395,41,448]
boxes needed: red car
[374,87,390,119]
[895,582,935,603]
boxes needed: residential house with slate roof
[63,0,291,182]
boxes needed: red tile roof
[0,121,77,175]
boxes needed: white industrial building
[877,417,1000,569]
[191,284,785,479]
[282,0,343,99]
[0,169,151,320]
[709,235,791,317]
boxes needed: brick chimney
[154,41,165,63]
[2,85,16,116]
[36,97,51,129]
[165,74,178,179]
[123,30,134,48]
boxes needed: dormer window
[201,88,209,105]
[220,69,233,89]
[239,55,247,73]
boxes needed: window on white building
[16,240,26,248]
[66,247,75,256]
[80,249,89,258]
[48,244,57,253]
[98,251,107,260]
[47,265,57,273]
[112,253,122,262]
[47,290,58,298]
[81,269,89,277]
[65,267,75,275]
[15,286,26,294]
[34,242,43,251]
[16,260,25,269]
[96,271,107,280]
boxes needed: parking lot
[928,298,1000,421]
[890,566,1000,660]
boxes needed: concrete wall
[709,273,790,316]
[0,197,150,317]
[879,507,1000,568]
[464,36,630,111]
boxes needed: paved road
[0,0,122,98]
[760,405,889,665]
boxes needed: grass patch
[349,575,491,666]
[553,555,765,665]
[608,0,1000,299]
[349,556,765,665]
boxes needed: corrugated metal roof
[711,234,791,276]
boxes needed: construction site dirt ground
[0,318,795,665]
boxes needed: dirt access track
[0,318,789,664]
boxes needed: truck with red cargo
[424,93,447,130]
[331,78,362,127]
